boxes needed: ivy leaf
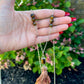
[65,1,71,8]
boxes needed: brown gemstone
[41,58,46,64]
[49,24,53,27]
[31,13,35,18]
[33,22,36,26]
[50,19,54,24]
[32,17,36,22]
[50,15,54,19]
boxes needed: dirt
[1,57,84,84]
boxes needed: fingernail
[65,12,70,16]
[59,31,63,34]
[71,17,77,22]
[68,23,73,27]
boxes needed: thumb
[2,0,15,10]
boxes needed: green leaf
[72,59,81,66]
[34,61,39,66]
[64,61,71,67]
[30,6,37,10]
[18,60,24,64]
[48,65,53,72]
[77,19,84,25]
[56,68,62,75]
[33,67,38,73]
[10,61,15,67]
[56,61,64,69]
[59,56,66,62]
[55,58,58,64]
[29,58,33,64]
[68,26,75,33]
[54,46,59,50]
[59,46,64,51]
[56,51,63,59]
[9,53,16,59]
[63,47,70,52]
[80,54,84,57]
[65,1,71,8]
[47,48,54,56]
[3,52,9,59]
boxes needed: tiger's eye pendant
[41,57,46,64]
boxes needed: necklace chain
[31,8,56,84]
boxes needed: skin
[0,0,71,53]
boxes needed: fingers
[36,33,59,44]
[38,24,68,36]
[25,9,65,19]
[37,16,71,28]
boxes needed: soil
[1,57,84,84]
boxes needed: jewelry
[30,11,41,71]
[49,15,54,27]
[31,10,52,83]
[31,13,36,26]
[30,9,56,84]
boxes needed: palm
[0,0,71,53]
[0,7,37,51]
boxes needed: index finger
[25,9,65,19]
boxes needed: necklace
[30,8,56,84]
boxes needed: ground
[1,57,84,84]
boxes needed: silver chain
[52,8,56,84]
[31,8,56,83]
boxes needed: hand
[0,0,71,53]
